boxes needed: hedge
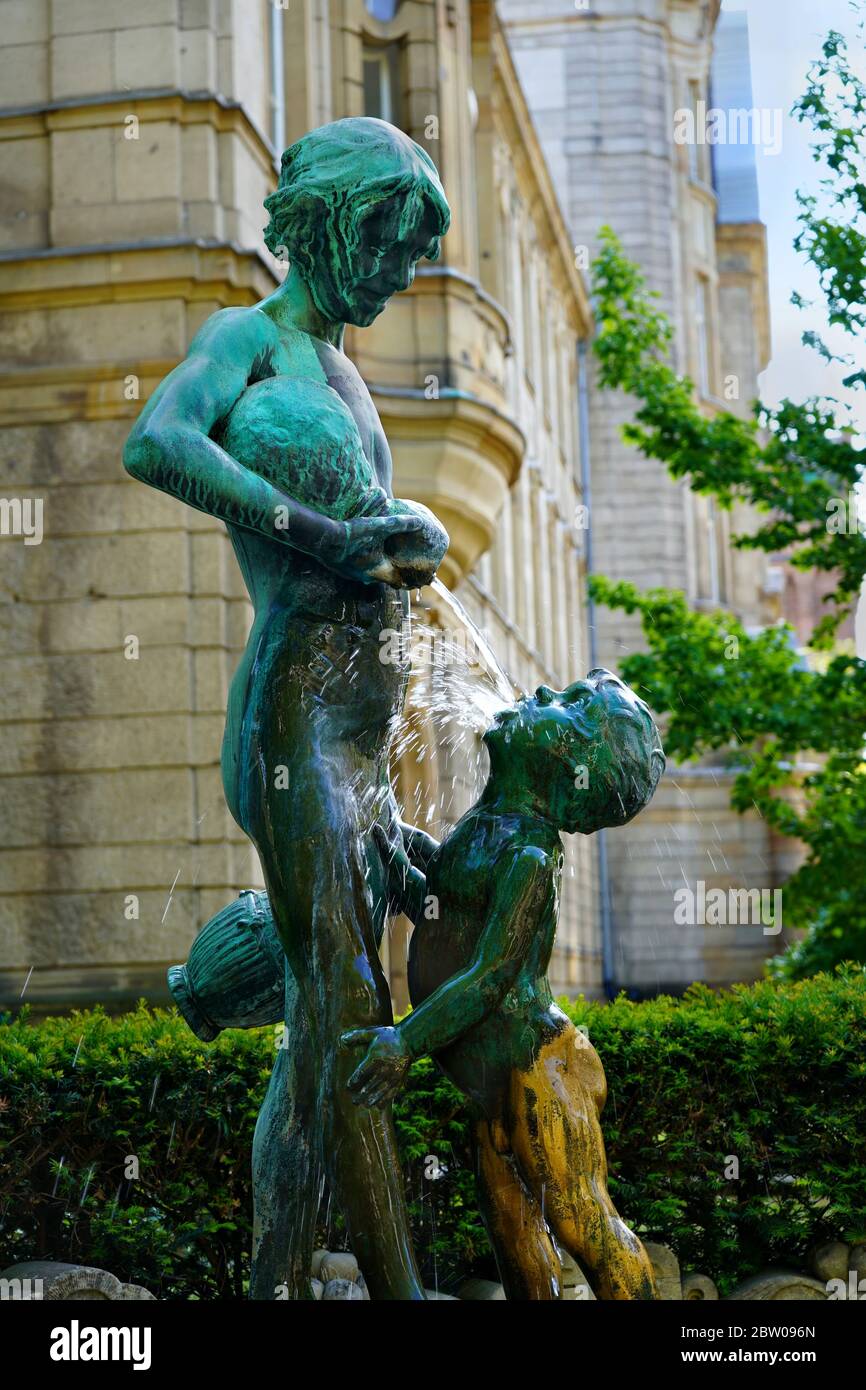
[1,968,864,1298]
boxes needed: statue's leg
[255,816,425,1301]
[247,787,395,1300]
[316,837,426,1301]
[249,962,321,1300]
[508,1028,658,1300]
[471,1115,561,1300]
[322,1054,426,1301]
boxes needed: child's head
[483,668,665,834]
[264,117,450,327]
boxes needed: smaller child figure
[343,669,665,1300]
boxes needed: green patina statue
[344,670,665,1299]
[172,670,665,1299]
[127,113,666,1301]
[124,118,451,1301]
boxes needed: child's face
[314,198,442,327]
[484,671,661,834]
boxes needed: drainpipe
[269,2,286,161]
[578,338,616,1000]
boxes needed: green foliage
[792,19,866,379]
[3,978,864,1297]
[0,1003,481,1299]
[391,1053,486,1288]
[589,577,866,975]
[569,969,866,1294]
[591,8,866,640]
[592,227,866,647]
[0,1005,270,1300]
[588,13,866,976]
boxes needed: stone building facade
[0,0,783,1012]
[499,0,783,993]
[0,0,599,1012]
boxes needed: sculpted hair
[605,709,665,824]
[584,670,666,826]
[263,117,451,291]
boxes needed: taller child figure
[124,119,451,1299]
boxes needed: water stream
[389,580,522,827]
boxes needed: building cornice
[0,238,277,309]
[0,87,279,179]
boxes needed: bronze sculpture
[345,671,665,1299]
[173,672,665,1299]
[127,116,665,1300]
[125,118,450,1300]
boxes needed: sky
[721,0,865,434]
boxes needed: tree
[588,14,866,977]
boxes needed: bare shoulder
[187,305,278,367]
[486,844,555,918]
[126,306,281,444]
[497,844,554,877]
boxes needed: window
[365,0,399,18]
[686,79,712,183]
[693,495,725,606]
[687,80,701,181]
[363,43,402,126]
[695,276,711,397]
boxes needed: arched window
[363,42,403,126]
[364,0,399,19]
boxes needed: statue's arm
[123,310,343,561]
[123,309,419,581]
[398,822,440,876]
[373,822,439,919]
[342,846,552,1107]
[396,846,552,1060]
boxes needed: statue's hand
[372,823,426,919]
[323,513,425,588]
[341,1025,413,1108]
